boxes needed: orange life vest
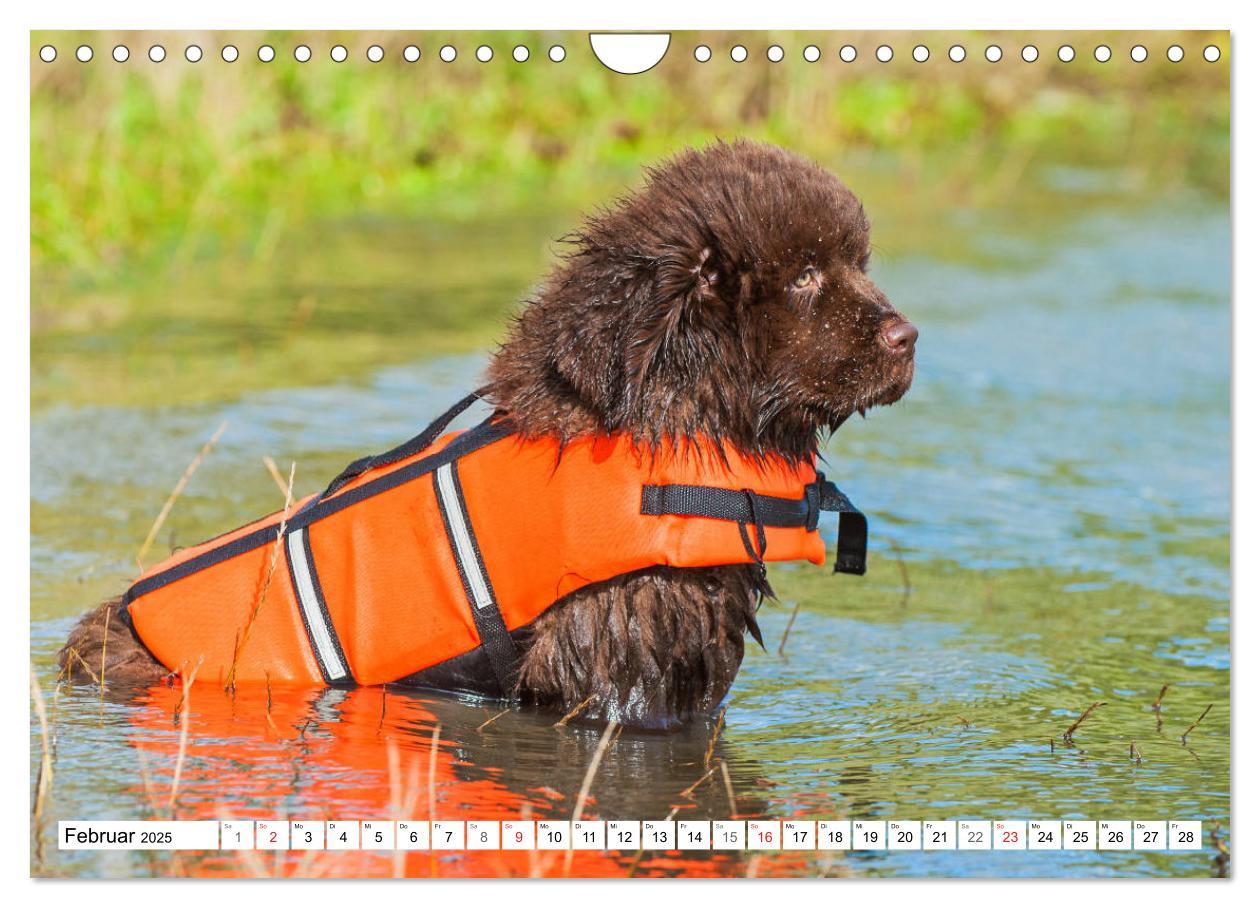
[122,393,867,693]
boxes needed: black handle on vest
[813,473,868,576]
[320,387,491,500]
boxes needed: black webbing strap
[432,460,520,698]
[320,387,491,499]
[818,479,868,576]
[641,484,812,528]
[640,471,868,575]
[122,415,512,608]
[736,489,775,600]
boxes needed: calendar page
[28,19,1231,883]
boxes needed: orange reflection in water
[122,681,775,878]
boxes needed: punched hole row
[37,43,567,64]
[37,41,1223,66]
[699,43,1221,64]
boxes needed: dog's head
[490,140,916,459]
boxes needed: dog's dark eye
[792,266,819,289]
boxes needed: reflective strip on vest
[433,460,519,693]
[286,528,349,685]
[122,420,856,690]
[435,463,493,610]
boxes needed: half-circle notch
[589,33,671,75]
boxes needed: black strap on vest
[432,460,520,698]
[640,471,868,575]
[818,479,868,576]
[121,417,513,613]
[320,386,492,499]
[736,489,775,600]
[319,385,520,697]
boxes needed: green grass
[32,29,1229,286]
[30,29,1230,411]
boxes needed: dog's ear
[628,245,725,385]
[656,244,720,306]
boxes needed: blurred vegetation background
[30,30,1229,407]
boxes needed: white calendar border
[9,1,1249,904]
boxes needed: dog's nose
[880,319,918,354]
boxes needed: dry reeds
[30,665,54,866]
[889,537,911,607]
[719,759,738,817]
[428,721,440,879]
[137,420,228,570]
[563,720,617,876]
[1062,701,1106,743]
[224,461,295,692]
[262,455,290,498]
[554,695,595,728]
[168,658,202,813]
[679,763,720,799]
[60,646,99,686]
[777,603,801,657]
[97,605,111,698]
[387,739,423,879]
[703,704,727,768]
[1209,822,1230,877]
[477,707,510,733]
[1181,704,1214,744]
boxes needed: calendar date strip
[58,819,1206,852]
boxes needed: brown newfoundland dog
[59,141,916,730]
